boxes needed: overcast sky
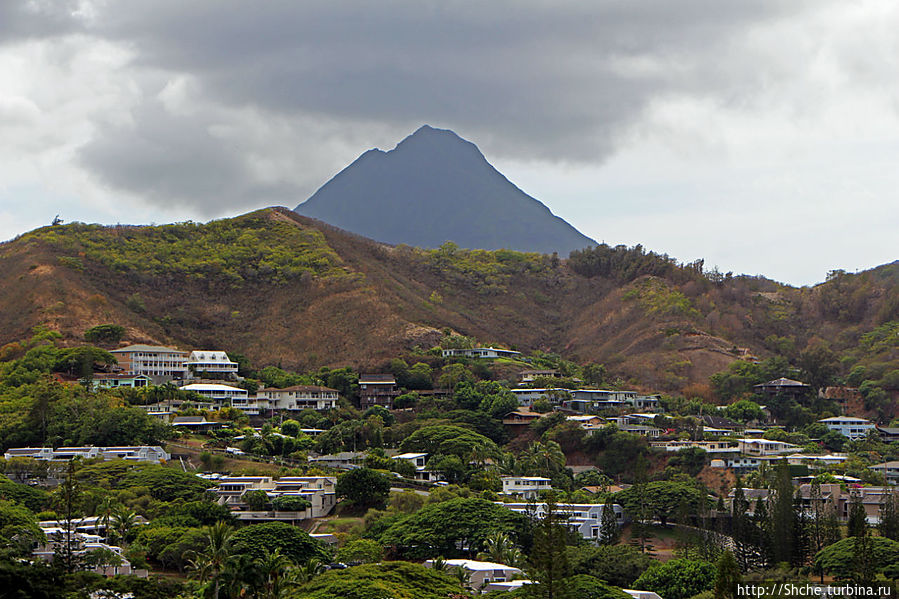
[1,1,897,285]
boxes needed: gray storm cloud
[34,0,809,213]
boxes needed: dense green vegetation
[24,210,349,285]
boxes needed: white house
[441,347,522,359]
[4,446,169,464]
[392,452,444,482]
[256,385,339,411]
[501,476,553,499]
[109,344,188,381]
[510,388,571,407]
[186,351,239,378]
[212,475,337,520]
[737,438,799,456]
[181,382,248,402]
[502,502,626,541]
[818,417,876,440]
[425,559,523,589]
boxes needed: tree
[188,521,234,599]
[847,493,867,538]
[231,522,328,565]
[400,425,499,459]
[336,468,391,508]
[476,531,523,567]
[280,419,300,437]
[633,559,717,599]
[272,495,311,512]
[617,479,704,527]
[713,550,741,599]
[528,495,574,599]
[83,324,125,345]
[878,489,899,541]
[335,538,384,564]
[798,342,839,395]
[769,460,797,565]
[598,497,620,546]
[295,561,460,599]
[111,504,137,545]
[521,441,567,479]
[244,489,271,511]
[567,544,654,588]
[813,536,899,581]
[0,500,44,558]
[378,497,529,559]
[52,460,81,573]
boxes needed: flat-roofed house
[818,416,876,440]
[425,559,523,588]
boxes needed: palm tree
[522,441,565,478]
[188,521,234,599]
[291,557,325,585]
[476,532,522,567]
[111,505,137,545]
[452,565,472,592]
[253,548,295,599]
[95,496,116,542]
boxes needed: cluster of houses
[33,516,148,577]
[4,445,170,464]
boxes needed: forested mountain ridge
[0,206,896,393]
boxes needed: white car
[225,447,245,456]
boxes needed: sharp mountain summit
[295,125,596,255]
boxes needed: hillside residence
[502,408,543,426]
[186,350,239,378]
[110,344,188,381]
[502,502,626,540]
[425,559,523,588]
[4,446,169,463]
[784,453,848,468]
[181,382,248,403]
[510,388,571,407]
[441,347,522,359]
[392,452,444,482]
[616,424,663,438]
[518,369,560,382]
[307,451,365,469]
[702,415,744,431]
[754,377,811,400]
[501,476,553,499]
[212,475,337,520]
[651,440,739,454]
[734,484,897,525]
[878,427,899,442]
[89,373,152,390]
[624,591,664,599]
[34,523,142,577]
[818,416,876,440]
[567,415,605,429]
[737,438,799,456]
[358,374,399,408]
[256,385,339,411]
[870,461,899,485]
[170,415,225,431]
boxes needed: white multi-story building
[186,351,239,378]
[818,417,876,440]
[110,344,188,381]
[391,452,444,482]
[212,475,337,521]
[256,385,339,411]
[501,476,553,499]
[502,502,626,541]
[4,446,169,463]
[737,438,799,456]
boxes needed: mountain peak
[295,126,596,254]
